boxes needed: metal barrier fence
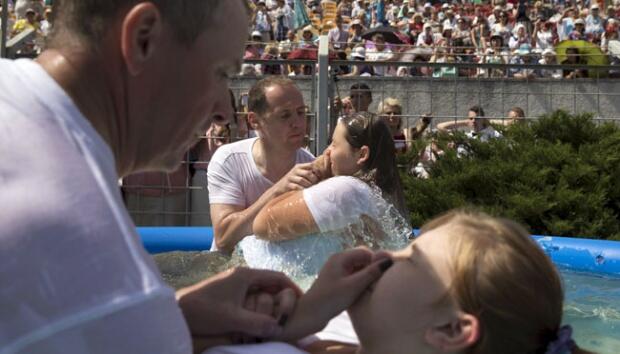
[123,37,620,227]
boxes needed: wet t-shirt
[0,59,190,353]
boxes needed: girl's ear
[357,145,370,166]
[424,313,480,352]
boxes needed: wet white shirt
[0,59,190,354]
[240,176,381,284]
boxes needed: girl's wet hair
[339,112,408,218]
[420,210,594,354]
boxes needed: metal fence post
[1,0,8,58]
[316,35,329,154]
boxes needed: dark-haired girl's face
[326,122,366,176]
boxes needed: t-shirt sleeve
[303,176,378,233]
[207,148,245,206]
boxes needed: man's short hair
[248,76,298,115]
[48,0,249,50]
[469,105,485,117]
[349,83,372,99]
[510,106,525,118]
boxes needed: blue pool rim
[137,227,620,278]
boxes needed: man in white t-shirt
[1,1,392,353]
[208,77,316,254]
[0,1,303,353]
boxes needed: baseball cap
[542,48,556,56]
[575,18,585,25]
[517,43,531,55]
[251,30,262,38]
[423,22,432,29]
[424,2,432,8]
[591,3,599,9]
[351,46,366,59]
[25,8,35,14]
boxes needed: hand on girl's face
[311,153,333,181]
[304,248,393,323]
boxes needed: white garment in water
[240,176,381,281]
[204,312,359,354]
[0,59,190,353]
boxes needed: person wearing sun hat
[538,48,563,79]
[509,43,536,79]
[416,21,441,47]
[348,18,365,48]
[11,7,40,37]
[488,5,503,27]
[585,3,605,38]
[422,2,433,20]
[569,17,587,40]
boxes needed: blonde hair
[377,98,403,115]
[420,210,592,354]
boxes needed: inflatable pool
[137,227,620,278]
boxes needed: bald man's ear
[121,3,163,76]
[425,313,480,352]
[247,112,260,130]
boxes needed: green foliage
[399,111,620,240]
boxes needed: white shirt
[207,138,314,250]
[240,176,380,287]
[208,137,314,208]
[535,29,555,50]
[0,59,190,353]
[365,47,393,76]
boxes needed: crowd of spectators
[243,0,620,78]
[0,0,53,55]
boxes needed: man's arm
[273,248,393,342]
[437,119,470,132]
[211,162,320,254]
[176,267,301,353]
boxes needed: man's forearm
[274,293,333,343]
[213,186,281,253]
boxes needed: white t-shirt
[208,138,314,250]
[0,59,191,353]
[239,176,381,286]
[204,312,359,354]
[208,137,314,208]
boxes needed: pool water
[155,253,620,353]
[562,270,620,354]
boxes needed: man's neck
[36,48,130,175]
[252,138,299,183]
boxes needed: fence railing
[120,36,620,227]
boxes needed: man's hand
[305,248,392,320]
[276,248,393,342]
[272,162,320,196]
[176,267,301,341]
[311,153,333,181]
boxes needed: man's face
[146,0,247,171]
[374,37,386,51]
[350,89,372,112]
[255,84,307,151]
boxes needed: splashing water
[156,181,411,290]
[236,181,411,290]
